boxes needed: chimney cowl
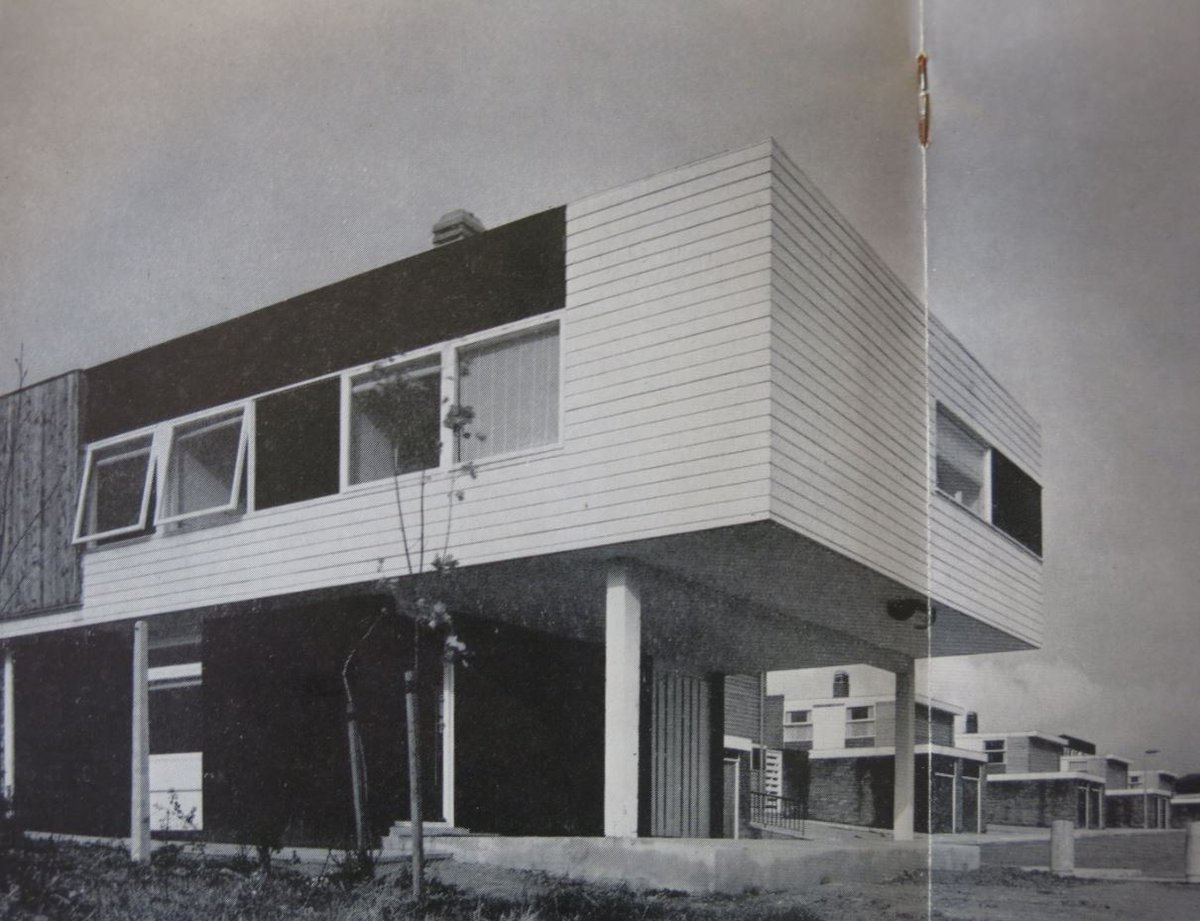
[432,209,485,246]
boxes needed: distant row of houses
[724,664,1200,835]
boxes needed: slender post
[346,700,368,855]
[892,659,916,840]
[1050,819,1075,876]
[1143,748,1160,829]
[604,563,641,837]
[2,649,14,806]
[130,621,151,862]
[405,670,424,902]
[441,660,455,828]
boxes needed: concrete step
[381,821,478,852]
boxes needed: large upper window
[348,356,442,485]
[935,403,1042,556]
[254,379,341,510]
[74,317,563,543]
[158,409,247,523]
[935,406,988,515]
[457,325,559,462]
[991,450,1043,555]
[75,434,155,542]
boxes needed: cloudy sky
[2,3,1197,770]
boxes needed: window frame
[76,312,566,545]
[340,344,447,492]
[844,704,876,744]
[154,406,249,526]
[73,430,158,544]
[934,401,1043,559]
[935,404,991,516]
[784,709,811,726]
[452,319,563,466]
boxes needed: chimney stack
[432,209,485,247]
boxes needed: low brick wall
[988,778,1097,828]
[807,756,894,829]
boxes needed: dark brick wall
[807,756,894,829]
[987,778,1100,828]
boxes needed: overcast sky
[2,3,1197,771]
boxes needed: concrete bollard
[1187,821,1200,884]
[1049,820,1075,877]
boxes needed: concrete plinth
[1049,820,1074,876]
[1186,821,1200,884]
[438,836,980,894]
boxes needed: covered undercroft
[1,520,1001,849]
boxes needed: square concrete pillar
[893,659,915,841]
[604,564,641,837]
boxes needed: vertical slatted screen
[650,669,711,837]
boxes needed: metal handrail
[749,790,806,836]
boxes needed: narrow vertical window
[349,356,442,484]
[74,434,155,542]
[158,409,246,523]
[457,324,559,462]
[935,406,988,515]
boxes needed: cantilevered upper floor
[0,140,1043,671]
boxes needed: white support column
[3,649,14,804]
[892,659,916,841]
[604,563,641,837]
[130,621,151,863]
[441,659,456,828]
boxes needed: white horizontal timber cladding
[72,145,784,625]
[766,140,928,594]
[927,315,1042,646]
[930,501,1042,646]
[569,142,773,226]
[929,317,1040,475]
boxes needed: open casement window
[457,323,559,463]
[157,408,247,524]
[935,405,989,516]
[348,356,442,485]
[74,433,156,542]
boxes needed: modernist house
[0,140,1044,850]
[1171,774,1200,829]
[1106,769,1177,829]
[959,730,1106,829]
[769,665,987,834]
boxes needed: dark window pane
[150,683,203,753]
[991,450,1042,555]
[254,378,340,510]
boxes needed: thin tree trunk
[346,700,368,857]
[405,669,424,903]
